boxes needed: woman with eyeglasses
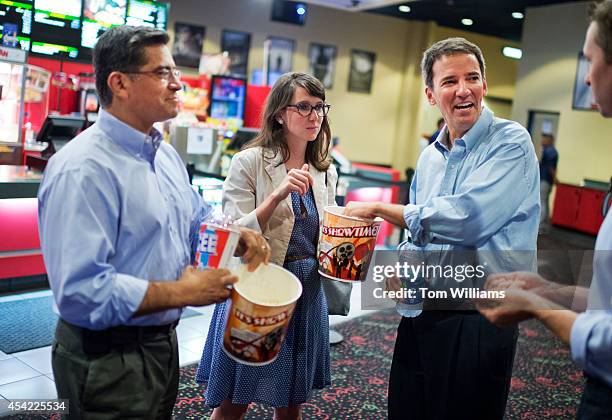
[196,72,337,419]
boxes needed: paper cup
[194,223,240,270]
[318,205,382,282]
[223,263,302,366]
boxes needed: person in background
[478,1,612,418]
[38,26,270,419]
[344,37,540,420]
[428,117,445,144]
[197,72,338,420]
[539,133,559,234]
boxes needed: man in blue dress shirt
[38,26,270,419]
[346,37,540,419]
[478,1,612,418]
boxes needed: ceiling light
[512,11,524,19]
[296,5,306,15]
[398,5,410,13]
[461,18,473,26]
[502,46,522,59]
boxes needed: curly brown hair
[589,0,612,63]
[244,72,331,172]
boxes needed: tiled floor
[0,285,370,415]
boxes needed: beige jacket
[223,146,338,265]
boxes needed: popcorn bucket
[194,223,240,270]
[223,263,302,366]
[318,205,382,282]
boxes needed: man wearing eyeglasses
[478,2,612,417]
[38,26,270,418]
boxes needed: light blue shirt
[571,211,612,387]
[401,107,540,276]
[38,109,210,330]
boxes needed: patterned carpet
[173,310,583,419]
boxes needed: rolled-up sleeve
[38,167,149,329]
[570,311,612,384]
[403,142,532,247]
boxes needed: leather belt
[59,318,178,354]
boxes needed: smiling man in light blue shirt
[346,37,539,420]
[38,26,270,419]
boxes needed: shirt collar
[97,108,163,163]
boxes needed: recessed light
[398,5,411,13]
[502,46,522,59]
[296,5,306,15]
[512,11,524,19]
[461,18,473,26]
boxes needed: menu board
[81,0,127,60]
[126,0,167,30]
[0,0,169,61]
[0,0,33,51]
[30,0,82,59]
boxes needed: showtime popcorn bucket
[223,263,302,366]
[194,223,240,270]
[318,206,382,282]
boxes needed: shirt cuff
[93,273,149,329]
[403,204,426,246]
[570,311,605,369]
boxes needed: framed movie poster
[221,29,251,77]
[572,52,598,111]
[308,43,337,89]
[265,36,294,86]
[348,49,376,94]
[172,22,205,68]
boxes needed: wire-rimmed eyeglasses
[124,67,182,83]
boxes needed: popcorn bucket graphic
[318,206,382,282]
[223,263,302,365]
[194,223,240,270]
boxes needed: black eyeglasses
[286,102,331,118]
[124,67,181,83]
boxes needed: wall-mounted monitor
[572,52,599,112]
[80,0,127,56]
[126,0,168,30]
[0,0,33,51]
[208,75,246,122]
[30,0,82,59]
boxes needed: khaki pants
[52,319,179,420]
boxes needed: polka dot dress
[196,188,331,408]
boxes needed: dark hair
[245,72,331,172]
[589,0,612,63]
[93,26,169,108]
[421,37,486,88]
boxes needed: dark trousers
[52,319,180,420]
[577,376,612,420]
[388,311,518,420]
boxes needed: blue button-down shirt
[38,109,210,330]
[401,107,540,276]
[571,211,612,387]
